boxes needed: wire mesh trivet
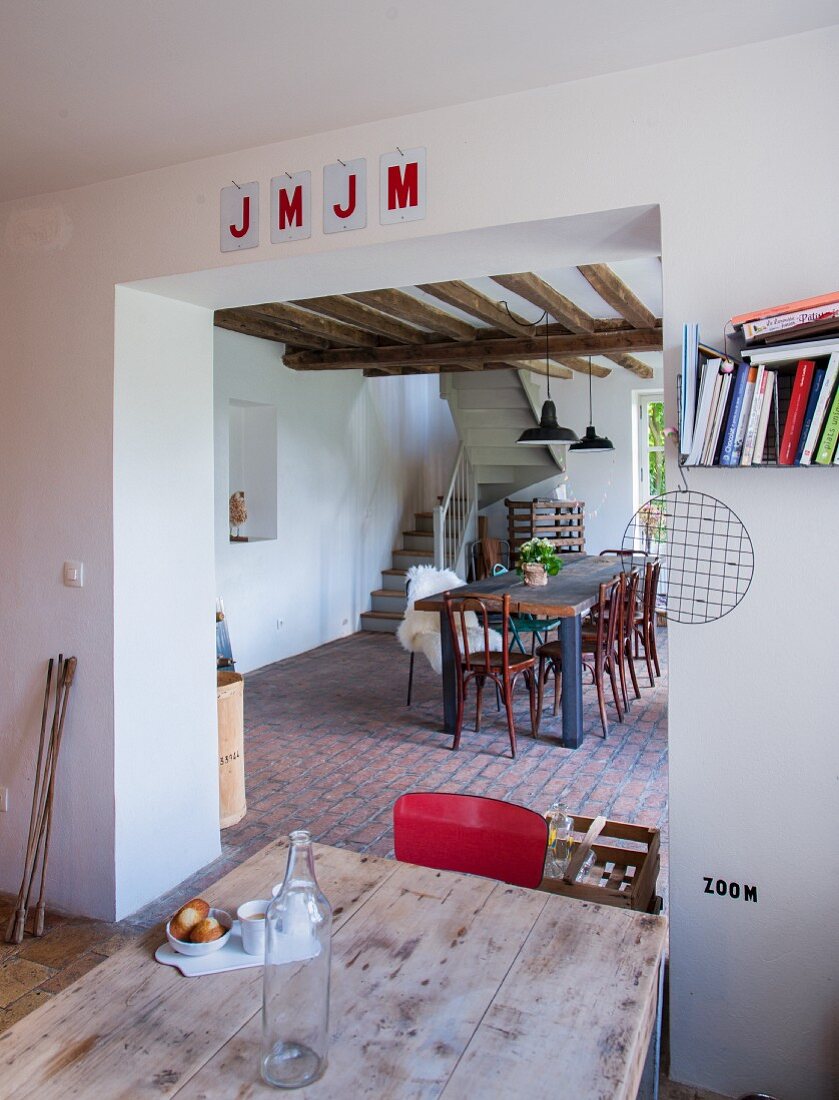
[622,490,754,624]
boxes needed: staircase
[440,369,565,508]
[360,370,564,634]
[359,510,434,634]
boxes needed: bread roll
[190,917,224,943]
[169,898,210,941]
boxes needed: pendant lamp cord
[588,356,593,424]
[498,301,551,399]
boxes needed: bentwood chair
[443,591,537,757]
[634,558,662,685]
[393,792,548,888]
[536,577,623,739]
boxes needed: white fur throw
[397,564,503,674]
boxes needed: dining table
[0,838,667,1099]
[414,553,623,748]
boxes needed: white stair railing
[433,444,476,573]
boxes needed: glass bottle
[544,798,574,878]
[262,830,332,1089]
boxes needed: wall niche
[228,399,278,542]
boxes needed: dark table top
[414,554,623,618]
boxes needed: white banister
[433,444,476,573]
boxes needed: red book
[779,360,816,465]
[731,291,839,328]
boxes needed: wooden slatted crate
[538,813,661,913]
[506,497,586,557]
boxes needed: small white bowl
[166,907,232,956]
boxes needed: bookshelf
[679,318,839,469]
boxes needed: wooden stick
[32,657,77,936]
[5,659,55,944]
[15,657,66,942]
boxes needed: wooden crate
[506,498,586,557]
[538,813,660,913]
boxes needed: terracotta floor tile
[37,951,108,994]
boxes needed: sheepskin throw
[397,564,503,674]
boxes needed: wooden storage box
[538,813,660,913]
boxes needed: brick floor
[0,628,668,1037]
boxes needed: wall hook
[337,158,346,167]
[231,180,241,189]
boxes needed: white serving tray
[155,921,262,977]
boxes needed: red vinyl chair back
[393,792,548,889]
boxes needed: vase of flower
[517,538,562,587]
[522,562,548,586]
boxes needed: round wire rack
[622,490,754,625]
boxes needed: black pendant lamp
[517,315,578,445]
[570,357,614,452]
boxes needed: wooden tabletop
[414,554,622,618]
[0,840,667,1098]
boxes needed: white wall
[214,327,457,673]
[1,25,838,1097]
[113,288,220,916]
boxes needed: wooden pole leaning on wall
[4,655,77,944]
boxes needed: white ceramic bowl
[166,907,232,956]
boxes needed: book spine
[800,352,839,465]
[742,304,839,340]
[740,366,766,466]
[752,372,775,464]
[794,367,826,464]
[815,384,839,464]
[719,364,750,466]
[731,368,757,464]
[779,360,815,465]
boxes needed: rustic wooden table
[0,839,667,1098]
[415,554,623,748]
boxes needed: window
[634,391,665,510]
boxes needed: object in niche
[229,491,248,541]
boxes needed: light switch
[63,560,83,587]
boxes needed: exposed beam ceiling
[213,263,662,379]
[417,280,532,337]
[491,272,595,333]
[282,328,659,372]
[348,288,478,341]
[578,264,658,329]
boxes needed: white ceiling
[7,1,831,204]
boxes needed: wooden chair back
[443,591,511,677]
[393,792,548,889]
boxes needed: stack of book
[680,291,839,467]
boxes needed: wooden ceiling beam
[506,359,573,381]
[607,353,655,379]
[555,356,612,379]
[417,280,531,337]
[282,327,659,371]
[246,301,378,347]
[291,294,428,344]
[577,264,657,329]
[491,272,596,333]
[348,288,478,341]
[214,309,330,350]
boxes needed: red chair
[392,792,548,889]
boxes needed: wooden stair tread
[382,568,407,576]
[393,547,433,556]
[402,529,434,537]
[370,589,406,598]
[360,610,403,620]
